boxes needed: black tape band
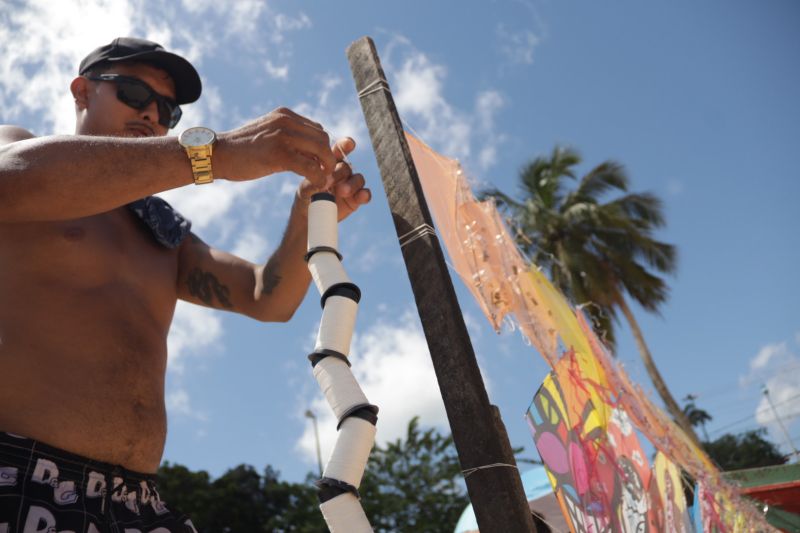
[308,349,351,368]
[337,403,379,429]
[316,477,359,503]
[304,246,342,262]
[321,282,361,308]
[311,192,336,203]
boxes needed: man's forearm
[253,194,313,322]
[0,135,192,222]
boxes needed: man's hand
[298,137,371,221]
[216,107,337,190]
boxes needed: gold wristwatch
[179,127,216,185]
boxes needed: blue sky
[1,0,798,483]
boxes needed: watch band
[186,145,213,184]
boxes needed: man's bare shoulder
[0,125,35,146]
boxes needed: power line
[687,360,800,402]
[710,410,800,437]
[708,393,800,436]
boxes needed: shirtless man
[0,37,369,532]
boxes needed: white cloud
[750,342,788,371]
[179,0,268,44]
[293,75,366,145]
[742,335,800,455]
[265,60,289,80]
[497,25,541,65]
[0,1,308,135]
[495,1,547,67]
[382,37,506,172]
[159,179,261,232]
[295,312,451,465]
[231,229,270,262]
[272,12,312,42]
[0,0,139,134]
[166,387,208,421]
[167,300,224,374]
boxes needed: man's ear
[70,76,90,110]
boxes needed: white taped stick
[313,357,369,420]
[315,296,358,356]
[323,417,376,488]
[309,252,351,295]
[320,492,373,533]
[308,199,339,251]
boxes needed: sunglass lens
[116,80,152,109]
[157,99,182,129]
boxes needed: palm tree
[482,146,701,446]
[682,399,712,442]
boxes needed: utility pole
[346,36,536,532]
[762,385,800,461]
[305,409,323,477]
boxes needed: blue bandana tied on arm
[127,196,192,249]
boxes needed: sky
[1,0,798,484]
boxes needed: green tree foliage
[703,429,788,471]
[360,417,469,532]
[157,463,325,532]
[155,418,468,532]
[678,399,787,470]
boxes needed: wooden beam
[346,36,536,533]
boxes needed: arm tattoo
[187,268,233,308]
[261,259,282,295]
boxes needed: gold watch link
[186,145,214,184]
[178,127,217,185]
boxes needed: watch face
[181,127,215,146]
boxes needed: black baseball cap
[79,37,201,104]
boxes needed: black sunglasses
[87,74,182,129]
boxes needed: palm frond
[564,161,629,210]
[604,192,666,228]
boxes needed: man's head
[71,37,201,137]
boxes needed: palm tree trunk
[616,295,704,449]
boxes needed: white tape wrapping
[323,416,376,488]
[319,492,373,533]
[314,296,358,356]
[308,199,339,251]
[313,357,368,421]
[308,252,351,296]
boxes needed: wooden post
[346,36,536,533]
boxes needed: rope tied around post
[461,462,519,478]
[357,77,391,99]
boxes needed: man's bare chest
[0,208,179,297]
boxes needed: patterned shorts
[0,432,198,533]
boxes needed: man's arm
[0,108,336,223]
[176,138,371,322]
[176,197,311,322]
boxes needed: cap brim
[107,50,201,104]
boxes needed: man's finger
[331,161,353,183]
[277,107,325,132]
[291,152,329,186]
[332,137,356,160]
[284,130,336,174]
[334,173,365,197]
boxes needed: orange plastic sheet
[405,132,773,532]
